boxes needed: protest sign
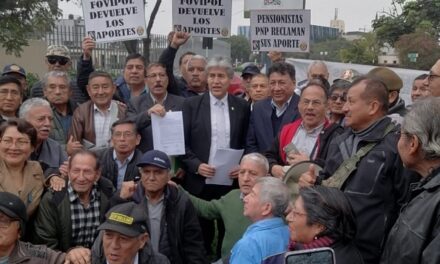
[172,0,232,38]
[250,9,311,52]
[244,0,304,18]
[82,0,147,43]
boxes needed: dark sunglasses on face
[47,56,70,66]
[330,94,346,102]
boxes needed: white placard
[172,0,232,38]
[250,9,311,52]
[151,111,185,156]
[82,0,147,43]
[206,148,244,186]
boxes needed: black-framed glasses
[427,71,440,83]
[47,56,70,66]
[330,94,346,102]
[0,217,18,229]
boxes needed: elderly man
[300,77,416,264]
[187,153,269,259]
[381,97,440,264]
[96,120,142,190]
[423,59,440,97]
[248,73,270,109]
[266,80,343,178]
[230,177,290,263]
[246,62,300,153]
[69,71,126,154]
[241,64,260,94]
[0,76,22,123]
[91,202,170,264]
[0,192,87,263]
[118,150,207,264]
[2,64,28,99]
[31,44,90,104]
[127,63,184,152]
[19,98,67,184]
[42,71,77,150]
[180,56,250,257]
[411,74,430,103]
[295,60,329,95]
[33,150,114,256]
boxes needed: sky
[60,0,394,34]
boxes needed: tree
[0,0,59,56]
[394,30,440,70]
[340,33,380,65]
[225,35,251,64]
[308,38,353,62]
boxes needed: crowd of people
[0,30,439,264]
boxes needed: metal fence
[38,20,169,76]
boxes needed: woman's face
[286,197,323,243]
[0,126,33,167]
[329,88,347,115]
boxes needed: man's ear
[138,233,149,249]
[261,202,273,217]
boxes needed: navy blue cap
[137,150,171,170]
[2,64,26,78]
[241,65,260,77]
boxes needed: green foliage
[373,0,440,46]
[225,35,251,64]
[26,72,40,91]
[0,0,60,56]
[394,31,440,70]
[340,33,380,65]
[308,38,353,61]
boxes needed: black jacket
[95,147,143,189]
[114,184,208,264]
[318,117,416,264]
[91,231,170,264]
[380,167,440,264]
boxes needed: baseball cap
[333,69,360,84]
[46,45,71,60]
[241,65,260,77]
[367,67,403,91]
[136,150,171,169]
[2,64,26,78]
[0,192,28,235]
[98,202,148,237]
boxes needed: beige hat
[367,67,403,91]
[46,45,71,60]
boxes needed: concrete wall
[0,40,47,78]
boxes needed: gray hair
[256,177,289,217]
[307,60,328,74]
[206,56,234,79]
[241,153,269,175]
[187,54,207,68]
[402,97,440,159]
[41,71,70,90]
[19,98,51,119]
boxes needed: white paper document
[206,148,244,186]
[152,112,185,156]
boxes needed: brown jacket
[9,241,65,264]
[0,160,44,217]
[68,100,126,145]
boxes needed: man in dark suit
[127,62,184,152]
[180,56,250,258]
[246,62,300,153]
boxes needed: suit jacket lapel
[263,100,274,139]
[201,93,211,139]
[228,96,237,143]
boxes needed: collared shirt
[208,92,231,165]
[68,183,101,248]
[150,92,168,105]
[292,122,325,159]
[271,95,293,117]
[94,101,118,148]
[107,253,138,264]
[113,149,135,190]
[145,195,165,252]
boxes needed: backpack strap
[322,123,395,189]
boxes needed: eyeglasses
[0,137,31,148]
[427,72,440,83]
[300,99,324,107]
[47,56,70,66]
[290,209,307,218]
[0,89,21,99]
[112,131,135,139]
[0,217,17,229]
[330,94,346,102]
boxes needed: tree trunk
[143,0,162,65]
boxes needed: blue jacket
[230,217,289,264]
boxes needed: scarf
[289,236,334,251]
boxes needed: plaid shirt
[68,183,101,248]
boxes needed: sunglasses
[47,56,70,66]
[330,94,346,102]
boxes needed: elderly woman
[328,79,350,125]
[0,119,44,217]
[266,186,364,263]
[380,97,440,264]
